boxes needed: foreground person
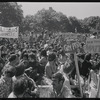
[0,65,15,98]
[51,72,74,98]
[8,78,32,98]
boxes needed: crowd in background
[0,31,100,98]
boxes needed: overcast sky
[18,2,100,19]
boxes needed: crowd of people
[0,31,100,98]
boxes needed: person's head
[28,53,36,62]
[12,78,28,98]
[52,72,65,90]
[81,42,85,47]
[40,49,47,57]
[70,53,74,61]
[3,65,16,78]
[31,49,37,54]
[84,53,91,61]
[15,63,25,77]
[77,53,85,63]
[22,53,28,61]
[13,44,17,49]
[63,62,74,76]
[48,52,56,62]
[9,54,19,66]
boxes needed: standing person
[0,65,15,98]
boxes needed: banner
[85,38,100,53]
[63,33,78,41]
[0,26,19,38]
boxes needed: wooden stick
[74,52,83,98]
[96,68,100,98]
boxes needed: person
[45,52,58,79]
[0,57,5,77]
[12,62,36,90]
[51,72,74,98]
[39,49,47,75]
[2,54,19,75]
[25,53,41,84]
[1,53,7,65]
[77,53,89,80]
[0,65,15,98]
[20,53,29,69]
[39,49,47,66]
[8,78,32,98]
[58,49,67,64]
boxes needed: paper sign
[0,26,19,38]
[85,38,100,53]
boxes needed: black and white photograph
[0,2,100,98]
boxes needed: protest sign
[21,34,30,42]
[63,32,78,41]
[85,38,100,53]
[0,26,19,38]
[62,33,81,53]
[37,85,53,98]
[74,53,83,97]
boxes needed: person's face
[23,57,28,62]
[28,57,35,62]
[52,78,59,90]
[13,45,17,49]
[52,78,62,90]
[78,57,83,63]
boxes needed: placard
[0,26,19,38]
[85,38,100,53]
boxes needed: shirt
[45,62,58,79]
[0,76,12,98]
[8,92,17,98]
[50,84,74,98]
[12,73,36,91]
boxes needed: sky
[18,2,100,19]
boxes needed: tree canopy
[0,3,100,35]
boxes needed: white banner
[85,38,100,53]
[0,26,19,38]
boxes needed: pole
[74,52,83,98]
[96,68,100,98]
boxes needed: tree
[68,16,83,33]
[0,2,24,31]
[82,16,100,33]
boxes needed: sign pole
[74,52,83,98]
[96,68,100,98]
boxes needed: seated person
[51,72,74,98]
